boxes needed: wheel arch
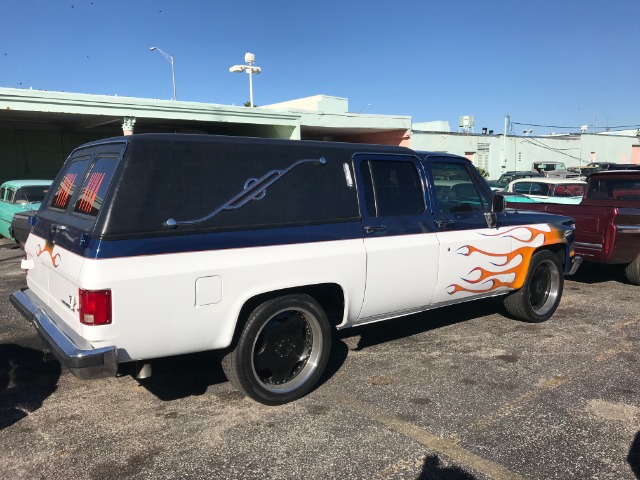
[536,242,568,272]
[225,283,346,351]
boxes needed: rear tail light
[79,289,112,325]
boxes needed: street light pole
[229,53,261,107]
[150,46,176,101]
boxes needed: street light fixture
[150,46,176,101]
[229,52,261,107]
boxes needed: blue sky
[2,0,639,134]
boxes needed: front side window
[432,162,490,214]
[73,157,118,217]
[6,189,16,203]
[50,159,91,211]
[361,160,424,217]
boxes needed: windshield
[15,186,49,203]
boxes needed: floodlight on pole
[229,52,261,107]
[150,46,176,101]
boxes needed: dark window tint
[432,162,490,214]
[73,157,118,216]
[0,187,6,201]
[50,159,91,211]
[364,160,424,217]
[588,179,640,200]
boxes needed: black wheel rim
[528,259,560,315]
[251,307,322,393]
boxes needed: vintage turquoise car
[0,179,52,241]
[502,178,586,205]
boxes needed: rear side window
[73,157,119,217]
[50,158,91,211]
[361,160,425,217]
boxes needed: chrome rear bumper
[9,288,117,379]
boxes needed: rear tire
[221,294,331,405]
[503,250,563,322]
[625,255,640,285]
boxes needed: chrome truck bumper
[9,288,117,379]
[568,255,583,276]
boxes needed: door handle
[51,224,67,233]
[436,220,455,229]
[364,225,386,233]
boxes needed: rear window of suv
[50,158,91,211]
[73,157,119,217]
[49,154,120,218]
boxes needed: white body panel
[23,220,563,364]
[359,233,439,320]
[26,235,367,362]
[433,228,513,303]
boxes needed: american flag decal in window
[54,174,77,208]
[77,172,106,213]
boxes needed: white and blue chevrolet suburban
[10,134,581,404]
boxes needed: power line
[512,121,640,130]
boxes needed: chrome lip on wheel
[251,307,323,394]
[529,259,560,316]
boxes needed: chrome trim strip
[346,290,509,328]
[576,242,602,250]
[9,289,117,377]
[617,225,640,234]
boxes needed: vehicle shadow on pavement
[568,262,630,285]
[0,344,61,430]
[341,297,505,352]
[128,351,228,401]
[126,297,503,402]
[628,431,640,479]
[417,454,476,479]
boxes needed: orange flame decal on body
[36,242,61,268]
[448,226,564,295]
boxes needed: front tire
[625,255,640,285]
[503,250,564,322]
[222,294,332,405]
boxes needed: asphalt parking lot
[1,238,639,480]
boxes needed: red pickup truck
[505,170,640,285]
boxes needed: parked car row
[502,169,640,285]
